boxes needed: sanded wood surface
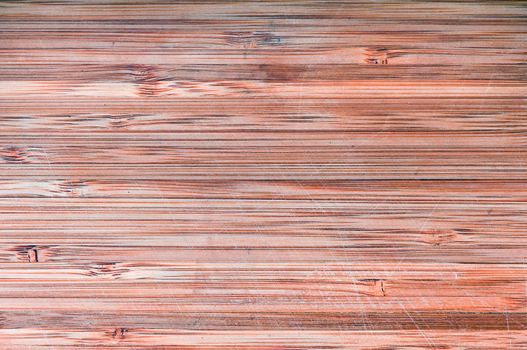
[1,1,527,349]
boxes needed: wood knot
[130,65,170,97]
[379,280,386,296]
[108,115,135,129]
[363,279,386,297]
[56,180,87,197]
[1,146,30,164]
[27,248,39,263]
[132,65,157,82]
[364,47,389,65]
[11,245,52,263]
[86,262,129,279]
[424,229,458,246]
[112,328,128,339]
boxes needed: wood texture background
[1,0,527,348]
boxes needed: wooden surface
[1,1,527,348]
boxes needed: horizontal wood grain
[0,330,525,349]
[1,0,526,348]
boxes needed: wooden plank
[0,330,525,349]
[0,0,526,348]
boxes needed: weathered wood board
[0,1,526,348]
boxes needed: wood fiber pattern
[0,1,526,349]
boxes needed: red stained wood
[0,1,526,349]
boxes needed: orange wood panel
[0,1,526,349]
